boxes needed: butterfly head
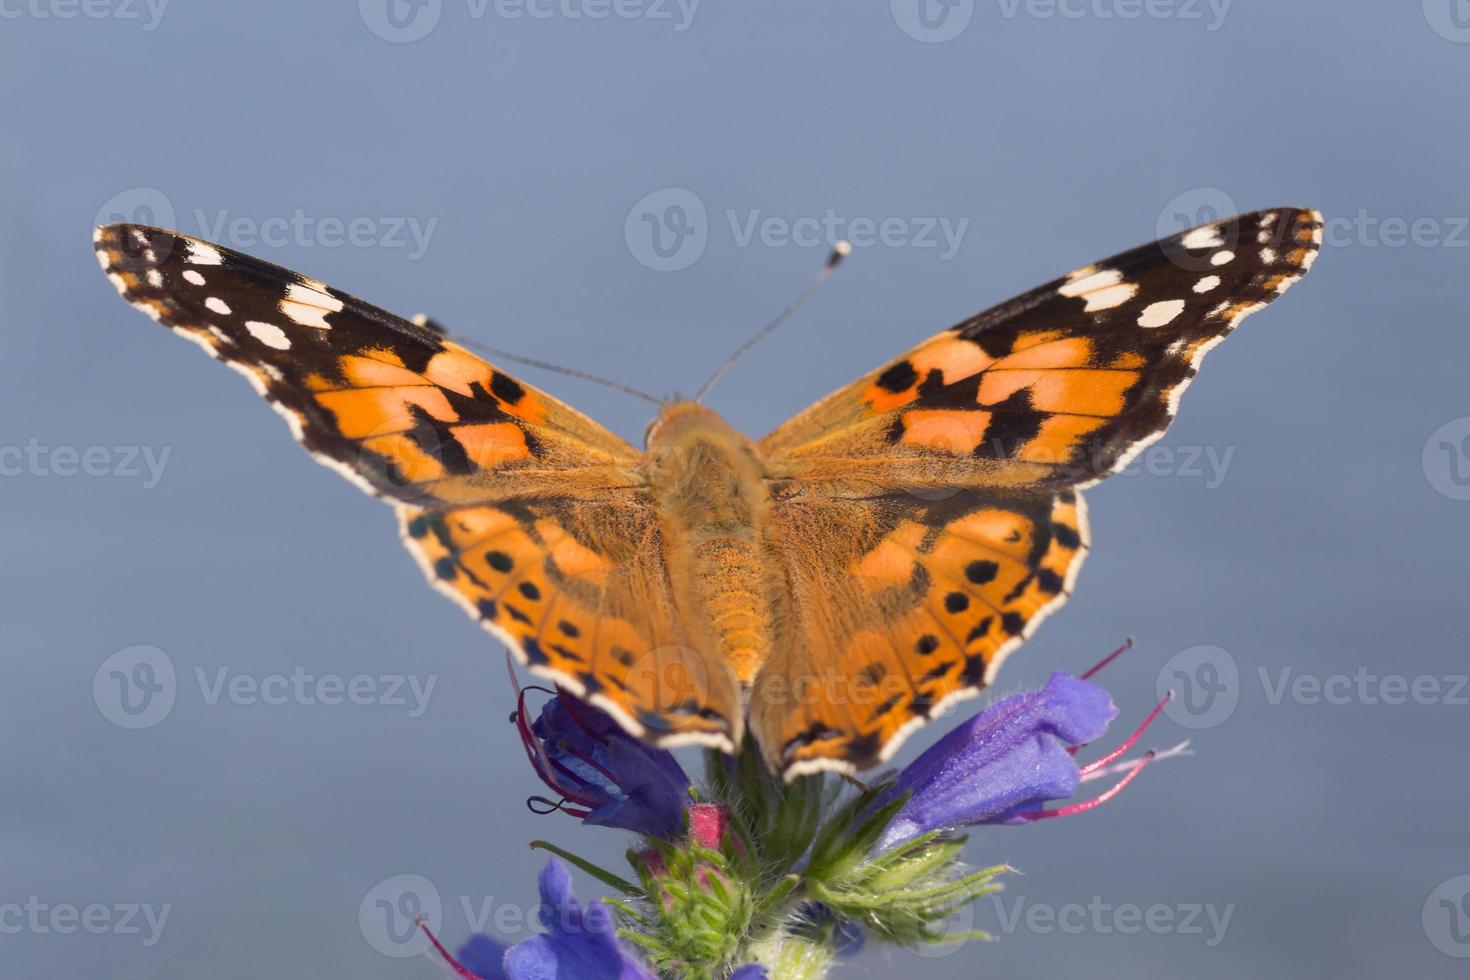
[644,400,742,452]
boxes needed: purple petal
[455,934,510,980]
[876,671,1116,850]
[502,859,656,980]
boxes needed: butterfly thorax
[645,402,775,686]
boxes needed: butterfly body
[94,207,1322,779]
[644,400,776,686]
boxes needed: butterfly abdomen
[646,403,776,686]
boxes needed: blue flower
[874,670,1166,852]
[454,934,509,980]
[518,688,691,841]
[729,967,769,979]
[451,859,657,980]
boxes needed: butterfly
[95,208,1321,779]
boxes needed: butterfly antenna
[693,241,851,403]
[415,315,663,406]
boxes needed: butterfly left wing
[94,224,745,751]
[94,223,640,505]
[752,208,1321,777]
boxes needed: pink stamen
[1020,750,1154,821]
[415,916,480,979]
[1078,691,1171,778]
[1081,636,1134,681]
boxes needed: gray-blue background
[3,2,1468,977]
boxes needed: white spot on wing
[1138,299,1186,328]
[1193,275,1221,294]
[182,270,205,286]
[205,297,232,315]
[1210,250,1235,266]
[1182,225,1224,250]
[1082,282,1137,312]
[185,240,223,265]
[1059,267,1121,297]
[246,320,291,350]
[279,282,343,329]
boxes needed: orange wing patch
[400,502,743,751]
[752,490,1089,777]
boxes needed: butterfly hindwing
[400,499,742,750]
[754,489,1088,776]
[760,208,1323,494]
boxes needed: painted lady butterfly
[95,208,1321,779]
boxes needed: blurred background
[2,2,1468,977]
